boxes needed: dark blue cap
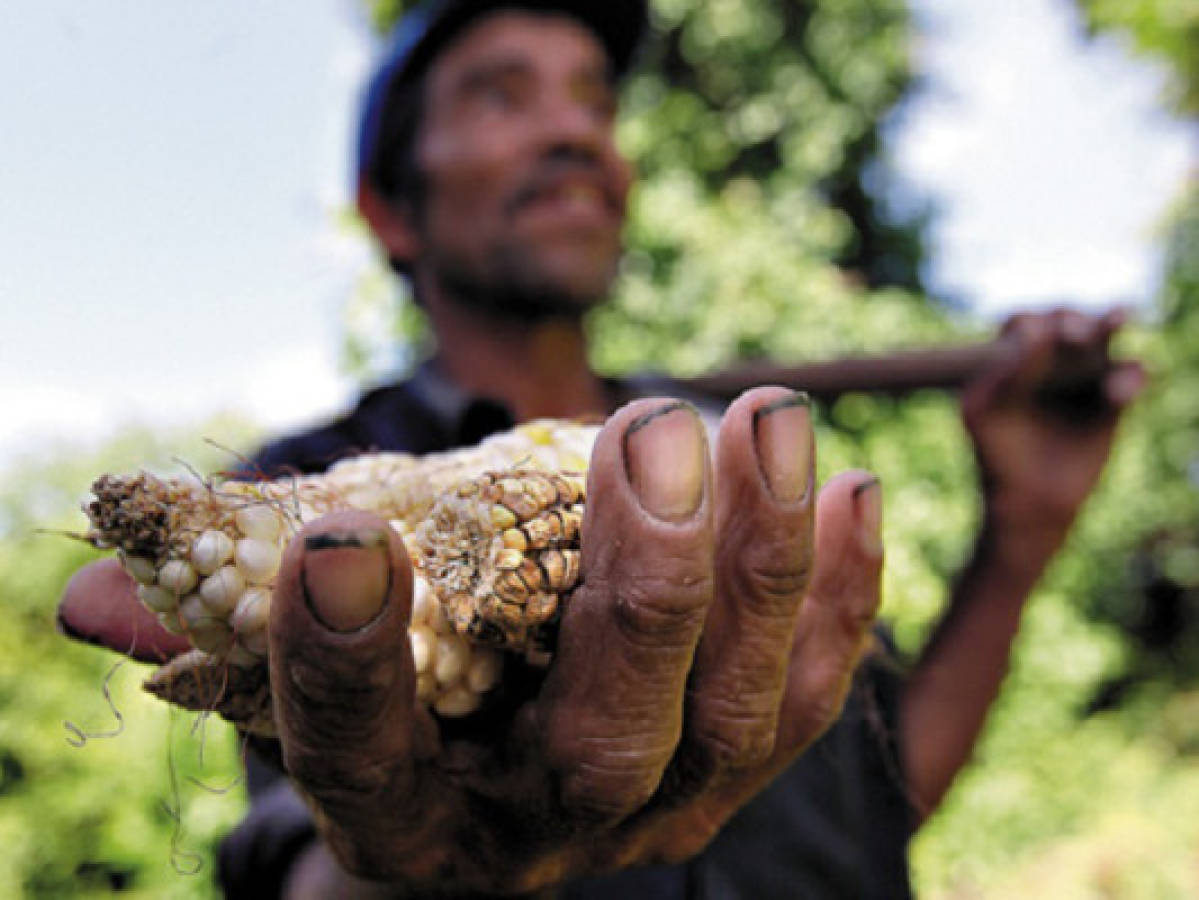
[355,0,648,196]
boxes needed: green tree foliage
[1065,0,1199,702]
[0,423,256,898]
[1075,0,1199,114]
[908,188,1199,893]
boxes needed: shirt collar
[407,359,516,447]
[407,360,723,443]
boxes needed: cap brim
[402,0,647,85]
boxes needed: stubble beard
[429,237,619,325]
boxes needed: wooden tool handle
[679,335,1112,408]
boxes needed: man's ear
[358,182,421,264]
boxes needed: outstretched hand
[59,388,885,896]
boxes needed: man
[59,0,1143,896]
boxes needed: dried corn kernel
[231,587,270,639]
[120,552,158,585]
[199,566,245,615]
[137,584,178,614]
[157,559,198,595]
[81,419,599,736]
[234,538,282,585]
[192,530,234,575]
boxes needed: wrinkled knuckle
[282,742,327,787]
[693,711,776,774]
[729,532,811,608]
[286,655,401,704]
[286,744,389,799]
[809,564,878,626]
[614,573,711,646]
[742,558,810,612]
[835,594,880,642]
[281,659,399,743]
[562,761,659,824]
[795,664,854,738]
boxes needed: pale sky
[0,0,1193,469]
[896,1,1193,312]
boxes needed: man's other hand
[962,307,1145,536]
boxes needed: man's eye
[594,95,618,121]
[580,87,618,121]
[481,82,520,109]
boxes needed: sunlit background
[1,1,1195,897]
[0,0,1191,465]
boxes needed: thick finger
[269,510,436,874]
[974,313,1057,408]
[1100,305,1129,336]
[1055,307,1105,348]
[58,559,191,663]
[1105,360,1146,408]
[539,399,714,821]
[776,471,883,755]
[633,469,883,863]
[677,388,814,786]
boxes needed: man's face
[407,11,633,319]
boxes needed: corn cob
[82,420,598,736]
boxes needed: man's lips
[507,169,624,224]
[529,183,616,222]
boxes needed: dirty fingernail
[754,392,813,502]
[302,529,391,633]
[625,401,706,522]
[853,478,883,557]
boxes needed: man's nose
[534,92,608,156]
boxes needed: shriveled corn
[83,420,598,736]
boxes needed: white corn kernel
[426,595,451,635]
[121,553,158,585]
[179,593,222,632]
[434,633,471,685]
[234,505,282,542]
[199,565,245,616]
[409,625,435,674]
[192,530,234,575]
[410,576,435,626]
[83,418,606,730]
[157,610,185,635]
[235,538,281,584]
[434,684,482,717]
[241,631,268,656]
[467,648,504,694]
[157,559,198,595]
[137,584,179,614]
[231,587,271,637]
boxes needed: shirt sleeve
[217,769,317,899]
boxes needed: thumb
[58,558,192,663]
[268,510,440,877]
